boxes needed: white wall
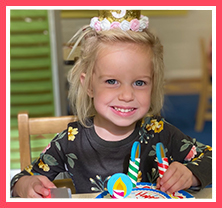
[60,10,212,80]
[150,10,212,80]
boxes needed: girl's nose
[118,85,134,102]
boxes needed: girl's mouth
[112,106,136,113]
[110,106,137,118]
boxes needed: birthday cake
[96,142,194,199]
[96,182,194,199]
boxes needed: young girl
[11,10,212,198]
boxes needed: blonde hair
[68,27,164,126]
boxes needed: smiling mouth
[113,107,135,113]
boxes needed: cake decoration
[97,182,194,199]
[127,141,141,187]
[107,173,133,198]
[100,142,194,199]
[156,142,169,178]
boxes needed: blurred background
[10,10,212,177]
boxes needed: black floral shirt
[11,116,212,194]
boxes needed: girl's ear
[80,73,94,97]
[80,73,86,85]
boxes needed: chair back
[17,112,77,170]
[195,38,212,131]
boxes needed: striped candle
[112,190,125,198]
[157,157,169,178]
[127,158,140,187]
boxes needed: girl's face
[85,42,153,134]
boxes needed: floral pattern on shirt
[38,159,50,172]
[146,119,164,133]
[90,175,111,192]
[68,127,78,141]
[138,117,164,144]
[66,153,78,168]
[24,165,34,175]
[185,146,197,161]
[10,115,212,194]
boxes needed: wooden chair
[195,38,212,132]
[17,112,78,193]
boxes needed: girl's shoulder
[52,119,85,142]
[51,118,89,149]
[140,114,185,136]
[66,116,93,138]
[140,115,165,128]
[67,117,93,130]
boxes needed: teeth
[114,107,134,113]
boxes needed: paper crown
[90,10,149,32]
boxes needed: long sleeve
[10,129,69,191]
[184,139,212,189]
[139,116,212,190]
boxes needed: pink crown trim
[90,15,149,32]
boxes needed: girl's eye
[134,80,145,86]
[106,79,117,85]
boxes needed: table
[72,188,212,199]
[187,188,212,199]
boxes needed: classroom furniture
[195,38,212,132]
[17,112,77,193]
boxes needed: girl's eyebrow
[138,75,152,79]
[133,75,152,81]
[97,74,116,79]
[97,75,152,81]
